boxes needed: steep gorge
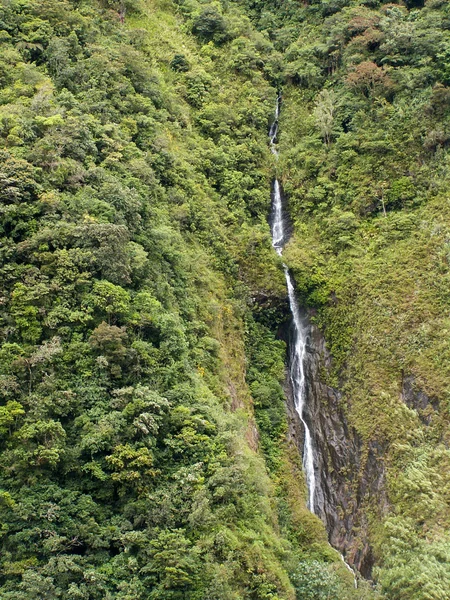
[0,0,371,598]
[270,106,378,580]
[266,89,367,580]
[254,2,450,597]
[285,317,388,579]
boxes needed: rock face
[401,373,438,425]
[283,315,388,579]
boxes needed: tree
[106,444,156,494]
[290,561,340,600]
[0,401,25,436]
[313,89,336,145]
[89,322,128,376]
[141,530,204,599]
[101,0,140,22]
[16,419,66,468]
[346,61,393,97]
[88,280,130,323]
[192,7,228,44]
[170,54,190,72]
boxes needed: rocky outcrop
[284,315,388,579]
[401,373,439,425]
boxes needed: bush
[192,6,229,44]
[291,561,340,600]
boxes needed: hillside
[0,0,370,598]
[266,0,450,597]
[0,0,449,599]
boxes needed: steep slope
[0,0,373,598]
[234,0,450,598]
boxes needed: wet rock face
[284,318,388,579]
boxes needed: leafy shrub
[192,6,229,44]
[290,561,340,600]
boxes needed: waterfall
[269,96,358,588]
[285,271,317,512]
[269,96,317,513]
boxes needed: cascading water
[269,96,358,587]
[269,96,317,513]
[285,274,317,512]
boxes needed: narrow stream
[269,96,358,587]
[269,96,317,513]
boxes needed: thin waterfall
[269,96,317,513]
[269,96,358,587]
[285,272,316,512]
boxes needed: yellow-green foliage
[0,0,366,598]
[256,1,450,597]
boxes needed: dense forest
[0,0,449,598]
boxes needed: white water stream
[269,97,316,513]
[269,97,357,587]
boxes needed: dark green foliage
[3,0,444,596]
[192,5,228,44]
[170,54,190,72]
[245,318,287,471]
[1,0,368,595]
[0,0,307,597]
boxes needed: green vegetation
[2,0,447,597]
[0,0,372,598]
[234,0,450,598]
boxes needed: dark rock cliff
[284,316,389,579]
[401,373,439,425]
